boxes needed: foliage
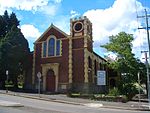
[101,32,146,99]
[118,83,138,100]
[67,92,128,102]
[67,93,94,99]
[93,95,127,103]
[108,88,120,96]
[5,80,14,88]
[17,74,25,88]
[0,11,19,39]
[0,10,30,89]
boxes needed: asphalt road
[0,94,149,113]
[0,106,66,113]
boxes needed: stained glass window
[43,42,47,57]
[48,38,55,56]
[56,40,60,56]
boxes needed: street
[0,106,66,113]
[0,94,149,113]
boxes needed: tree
[0,15,6,38]
[0,10,30,89]
[0,26,30,88]
[0,11,20,40]
[2,10,9,36]
[9,12,20,30]
[101,32,146,99]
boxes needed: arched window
[94,60,97,75]
[56,40,60,56]
[88,57,92,68]
[43,41,47,57]
[48,38,55,56]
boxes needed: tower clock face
[73,22,83,32]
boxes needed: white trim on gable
[35,24,68,43]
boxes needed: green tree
[0,15,6,38]
[0,26,30,88]
[9,12,20,30]
[0,10,30,89]
[101,32,146,99]
[0,11,19,40]
[2,10,10,36]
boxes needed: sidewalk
[0,100,23,107]
[0,90,150,111]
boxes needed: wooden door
[46,69,55,92]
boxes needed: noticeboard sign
[97,70,106,85]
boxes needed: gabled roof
[93,52,107,62]
[35,24,69,43]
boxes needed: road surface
[0,94,149,113]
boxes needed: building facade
[32,16,116,93]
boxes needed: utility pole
[141,51,149,102]
[138,9,150,109]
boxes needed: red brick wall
[87,39,93,52]
[59,39,69,82]
[35,43,42,75]
[72,49,84,83]
[37,39,69,83]
[72,38,84,49]
[34,26,69,84]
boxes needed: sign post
[37,72,42,97]
[6,70,9,93]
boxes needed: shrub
[108,88,120,96]
[119,83,138,100]
[93,94,127,103]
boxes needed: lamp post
[6,70,9,93]
[37,72,42,97]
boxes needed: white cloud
[132,29,147,48]
[0,0,49,11]
[51,0,62,3]
[39,4,58,16]
[70,10,80,18]
[83,0,147,58]
[21,24,41,50]
[54,15,70,34]
[21,24,41,39]
[0,0,62,15]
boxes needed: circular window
[73,22,83,32]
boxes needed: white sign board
[97,70,106,85]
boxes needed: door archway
[46,69,55,92]
[110,78,116,88]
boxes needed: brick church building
[31,16,117,93]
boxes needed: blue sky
[0,0,150,60]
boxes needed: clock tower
[69,16,94,93]
[70,16,93,51]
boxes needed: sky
[0,0,150,61]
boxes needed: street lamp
[37,72,42,97]
[6,70,9,93]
